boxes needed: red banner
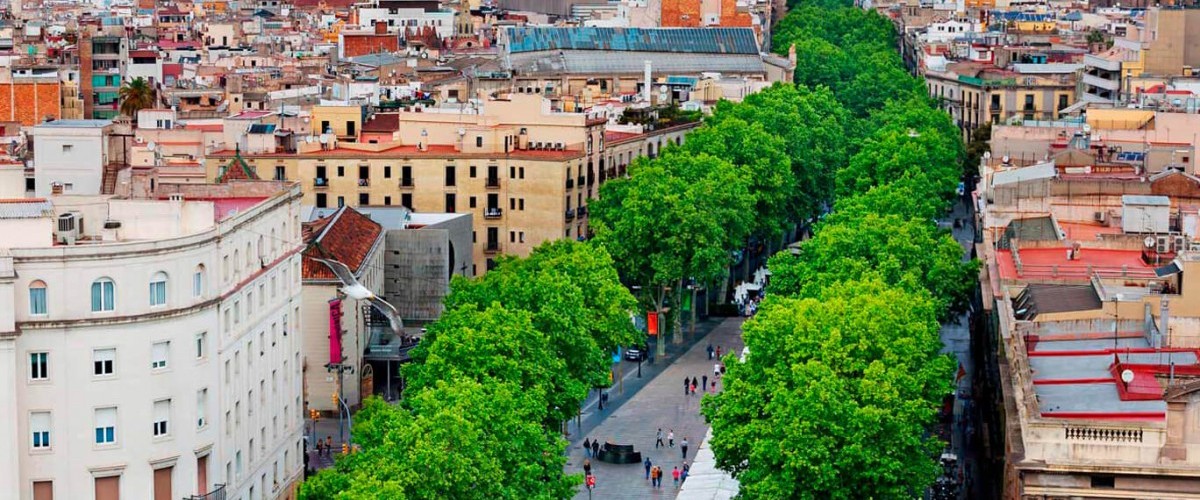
[647,312,659,336]
[328,299,343,365]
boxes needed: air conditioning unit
[1094,211,1107,223]
[56,212,80,245]
[555,142,564,150]
[1157,236,1170,254]
[1175,235,1188,253]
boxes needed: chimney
[643,60,652,104]
[375,21,387,35]
[1159,298,1170,348]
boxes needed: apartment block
[0,181,306,500]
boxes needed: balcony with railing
[484,207,503,219]
[485,176,501,188]
[357,178,370,187]
[186,484,227,500]
[399,177,414,188]
[565,208,576,221]
[314,178,328,188]
[577,206,588,217]
[566,178,574,190]
[485,241,502,253]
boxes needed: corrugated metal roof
[0,199,53,219]
[504,27,759,55]
[993,161,1056,186]
[508,51,764,76]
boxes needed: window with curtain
[91,278,115,312]
[193,265,205,297]
[29,280,47,315]
[149,272,167,307]
[94,407,116,444]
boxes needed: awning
[1155,260,1182,277]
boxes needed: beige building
[926,62,1077,137]
[204,94,698,273]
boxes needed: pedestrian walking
[644,457,652,480]
[714,363,721,378]
[683,376,690,396]
[711,380,716,392]
[672,466,681,487]
[690,378,697,395]
[707,343,714,360]
[682,462,690,482]
[591,439,600,458]
[583,458,591,476]
[325,436,333,456]
[315,439,324,457]
[668,429,674,448]
[681,437,690,459]
[702,375,708,393]
[583,438,592,457]
[651,465,661,488]
[716,345,722,358]
[655,428,664,448]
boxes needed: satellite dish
[319,134,330,144]
[658,85,668,93]
[305,136,314,144]
[146,140,157,151]
[1121,369,1135,384]
[1002,155,1010,164]
[1145,236,1157,248]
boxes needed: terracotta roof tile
[302,206,383,280]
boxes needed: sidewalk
[569,317,745,499]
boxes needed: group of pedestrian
[643,457,690,489]
[706,343,723,360]
[314,435,334,457]
[655,428,675,449]
[582,437,601,458]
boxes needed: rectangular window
[359,193,369,205]
[31,411,50,449]
[475,136,483,147]
[91,280,115,312]
[153,399,170,437]
[519,199,525,211]
[274,166,286,181]
[358,166,369,181]
[401,193,412,209]
[93,348,115,376]
[469,165,477,178]
[337,196,345,208]
[509,197,515,210]
[315,193,327,208]
[401,166,412,185]
[196,332,207,359]
[519,167,525,179]
[384,196,392,206]
[469,196,477,208]
[151,341,169,370]
[197,388,208,428]
[510,166,515,178]
[336,166,344,177]
[444,166,456,186]
[29,286,46,315]
[445,193,456,213]
[193,270,203,297]
[30,352,47,380]
[94,407,116,444]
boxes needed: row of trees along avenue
[299,0,977,496]
[700,0,979,497]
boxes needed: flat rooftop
[997,247,1155,280]
[1026,335,1200,421]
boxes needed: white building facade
[31,120,114,197]
[0,184,306,500]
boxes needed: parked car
[625,344,648,361]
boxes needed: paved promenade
[569,317,746,499]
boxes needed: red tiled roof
[216,148,260,183]
[302,206,383,280]
[361,113,400,133]
[604,131,640,144]
[209,143,585,161]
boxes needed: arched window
[233,249,240,280]
[149,272,168,307]
[193,265,206,298]
[270,228,277,257]
[91,278,115,312]
[245,242,253,272]
[29,280,47,315]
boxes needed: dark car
[625,345,648,361]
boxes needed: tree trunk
[673,278,684,345]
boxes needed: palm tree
[118,77,156,120]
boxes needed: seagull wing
[367,295,404,336]
[314,258,360,288]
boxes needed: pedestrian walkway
[570,317,745,499]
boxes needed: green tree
[766,211,977,316]
[118,77,156,119]
[836,125,960,200]
[590,152,753,340]
[701,279,954,499]
[300,381,576,499]
[682,116,793,239]
[964,122,993,178]
[435,240,640,421]
[826,176,950,225]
